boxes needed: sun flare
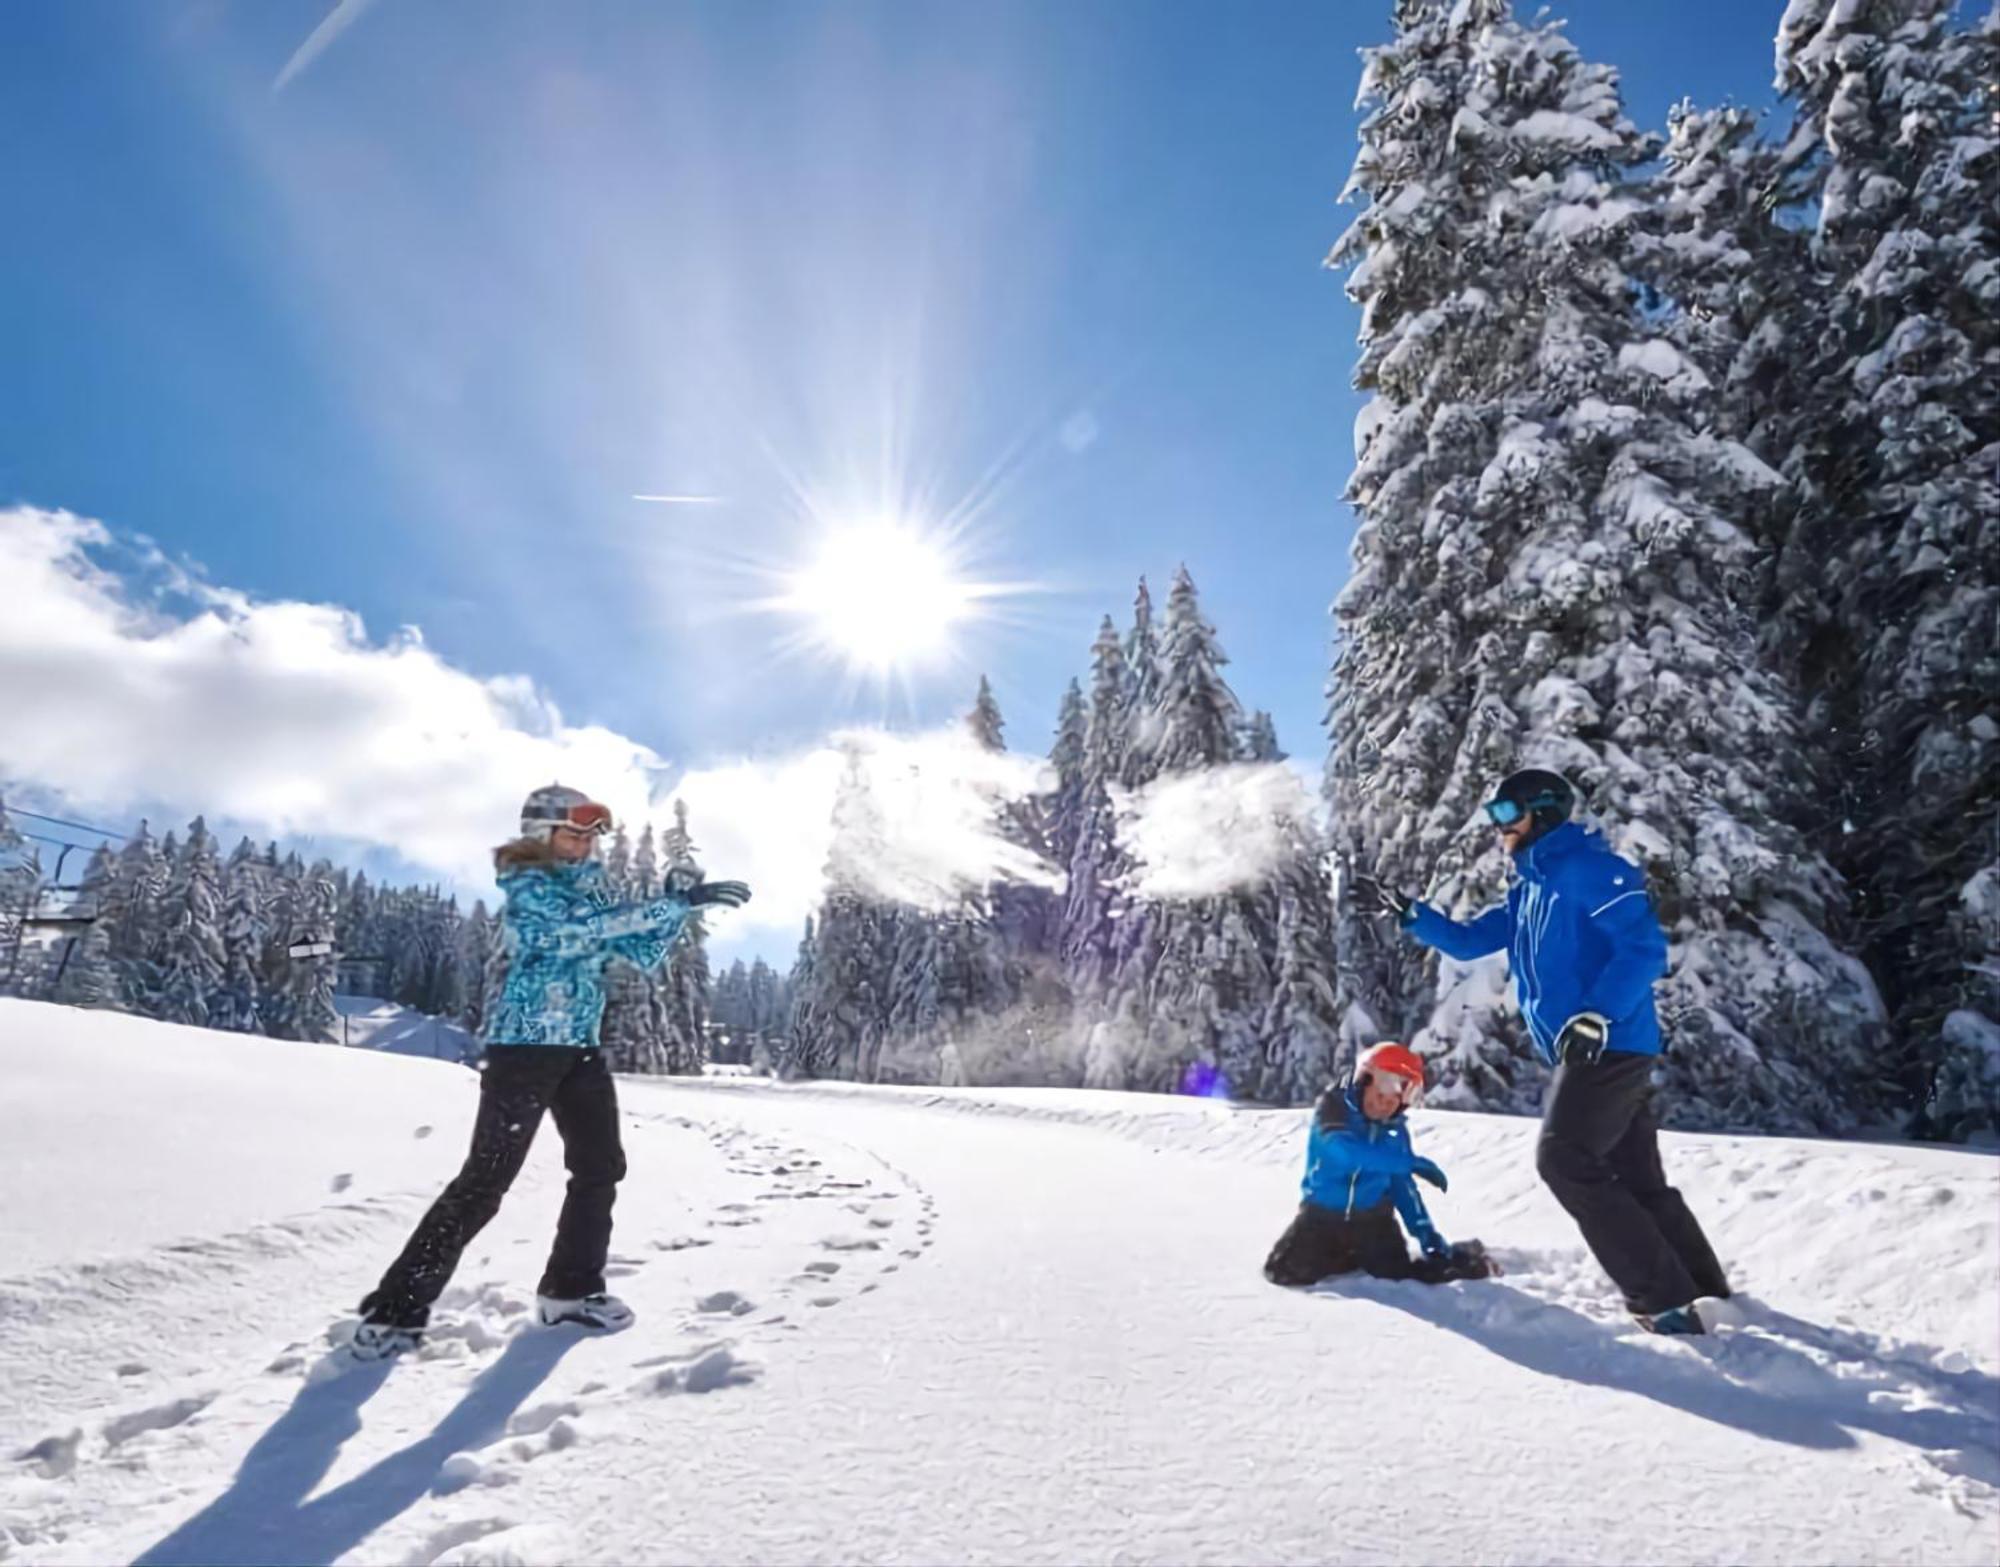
[774,517,984,676]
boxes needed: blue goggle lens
[1484,798,1525,826]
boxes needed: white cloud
[273,0,385,93]
[0,508,1056,940]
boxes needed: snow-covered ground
[2,998,1995,1566]
[334,997,478,1064]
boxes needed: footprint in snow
[104,1393,215,1448]
[414,1125,434,1139]
[329,1172,353,1194]
[636,1345,759,1396]
[652,1236,713,1252]
[821,1237,882,1253]
[15,1428,84,1479]
[804,1261,841,1276]
[696,1290,756,1316]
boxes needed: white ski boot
[536,1292,635,1332]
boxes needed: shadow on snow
[1321,1274,2000,1475]
[134,1331,577,1567]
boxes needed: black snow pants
[1536,1050,1730,1316]
[1264,1199,1487,1288]
[362,1045,627,1327]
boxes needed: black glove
[687,879,751,909]
[1351,873,1413,922]
[1555,1012,1610,1066]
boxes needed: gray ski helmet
[1486,769,1576,838]
[519,783,613,842]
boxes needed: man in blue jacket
[1354,769,1729,1335]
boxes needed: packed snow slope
[2,1000,1996,1567]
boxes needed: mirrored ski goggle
[539,802,614,835]
[1483,792,1563,827]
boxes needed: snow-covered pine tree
[1775,0,2000,1130]
[1047,679,1089,877]
[154,818,226,1029]
[796,752,895,1080]
[53,843,120,1010]
[1260,851,1344,1104]
[1120,579,1165,788]
[108,822,169,1014]
[597,826,653,1073]
[1060,618,1131,1004]
[658,800,712,1075]
[0,799,39,995]
[965,677,1055,1004]
[882,909,944,1081]
[1242,710,1284,764]
[746,956,784,1068]
[778,917,816,1079]
[282,862,339,1043]
[210,842,266,1032]
[1327,0,1882,1129]
[456,900,495,1039]
[256,851,301,1038]
[1113,566,1271,1095]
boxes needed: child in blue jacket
[1264,1043,1495,1288]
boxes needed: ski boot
[1636,1303,1706,1336]
[536,1293,635,1332]
[350,1320,424,1360]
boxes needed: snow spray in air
[823,728,1065,911]
[1112,763,1325,900]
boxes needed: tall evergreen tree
[1120,578,1165,787]
[1046,679,1090,877]
[1775,0,2000,1128]
[53,843,120,1010]
[1112,567,1271,1094]
[0,799,40,996]
[155,818,226,1029]
[1060,618,1132,1000]
[1327,0,1882,1129]
[282,862,339,1043]
[659,800,713,1075]
[210,847,266,1032]
[779,917,816,1079]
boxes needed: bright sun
[776,517,981,676]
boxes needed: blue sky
[1,0,1789,956]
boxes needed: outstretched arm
[509,881,695,965]
[1392,1175,1446,1256]
[1404,901,1511,962]
[1307,1119,1421,1178]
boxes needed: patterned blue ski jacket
[483,861,694,1050]
[1300,1081,1442,1252]
[1403,821,1668,1064]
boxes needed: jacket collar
[1513,818,1587,880]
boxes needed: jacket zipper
[1346,1120,1379,1218]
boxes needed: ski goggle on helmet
[520,784,614,841]
[1356,1042,1427,1110]
[1482,768,1576,828]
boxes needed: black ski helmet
[1486,768,1576,843]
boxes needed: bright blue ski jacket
[484,860,693,1050]
[1403,821,1668,1064]
[1300,1080,1442,1252]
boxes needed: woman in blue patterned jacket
[352,785,751,1359]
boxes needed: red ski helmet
[1356,1041,1427,1110]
